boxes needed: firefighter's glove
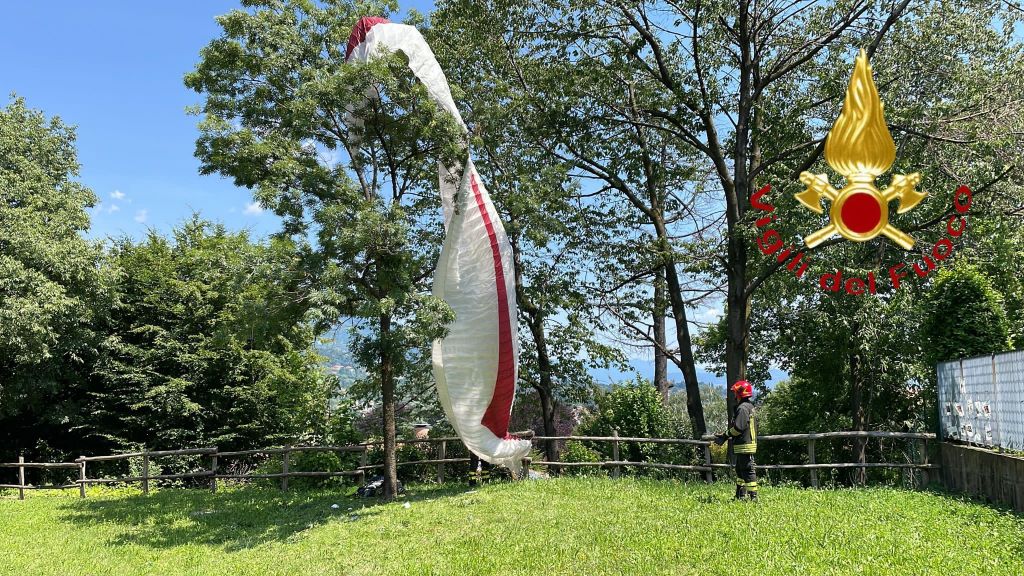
[713,434,728,446]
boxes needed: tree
[432,0,723,438]
[667,383,727,436]
[922,264,1010,367]
[706,2,1023,478]
[88,218,333,455]
[427,14,626,463]
[576,378,694,473]
[187,1,459,499]
[432,0,1024,438]
[0,97,109,461]
[751,282,927,483]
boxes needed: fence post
[703,443,713,483]
[611,430,621,479]
[209,449,218,494]
[522,457,531,480]
[919,438,929,488]
[903,436,914,488]
[78,456,86,499]
[437,440,446,484]
[18,455,25,501]
[142,453,150,495]
[808,436,818,488]
[281,445,291,491]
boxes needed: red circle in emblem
[840,193,882,234]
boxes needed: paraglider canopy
[344,15,531,472]
[345,16,389,61]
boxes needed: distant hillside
[315,336,363,390]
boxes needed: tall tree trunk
[629,109,704,434]
[380,313,399,501]
[724,285,751,425]
[526,310,559,464]
[509,234,560,465]
[653,265,670,403]
[724,0,754,426]
[661,250,707,438]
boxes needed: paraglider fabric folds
[346,17,532,472]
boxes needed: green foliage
[759,378,851,437]
[255,449,359,490]
[436,0,1024,443]
[3,480,1023,575]
[0,97,103,365]
[187,1,461,468]
[576,379,697,474]
[0,97,111,460]
[667,383,728,433]
[922,263,1010,366]
[89,217,333,455]
[560,440,604,477]
[0,98,334,465]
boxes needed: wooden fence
[1,430,937,499]
[536,430,937,488]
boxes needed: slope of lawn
[1,477,1021,576]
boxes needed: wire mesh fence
[937,351,1024,451]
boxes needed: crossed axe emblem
[796,171,926,249]
[794,50,926,250]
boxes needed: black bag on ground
[356,475,404,497]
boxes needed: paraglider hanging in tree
[346,17,532,472]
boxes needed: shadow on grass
[58,482,470,552]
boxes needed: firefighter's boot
[746,482,759,502]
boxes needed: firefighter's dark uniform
[728,399,758,500]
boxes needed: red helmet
[731,380,753,400]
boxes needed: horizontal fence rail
[1,431,938,499]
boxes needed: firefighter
[715,380,758,501]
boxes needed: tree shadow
[58,483,469,552]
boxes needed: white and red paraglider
[346,17,532,472]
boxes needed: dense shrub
[574,379,699,477]
[560,440,604,477]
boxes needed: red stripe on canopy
[345,16,390,60]
[471,172,515,439]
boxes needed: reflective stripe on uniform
[734,414,757,453]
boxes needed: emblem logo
[795,49,926,249]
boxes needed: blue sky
[1,1,771,389]
[1,1,434,242]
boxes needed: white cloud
[244,201,264,216]
[700,307,724,320]
[107,204,120,214]
[110,190,126,200]
[134,209,148,223]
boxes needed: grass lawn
[1,477,1022,576]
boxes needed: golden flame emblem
[795,49,925,249]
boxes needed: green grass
[1,478,1022,576]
